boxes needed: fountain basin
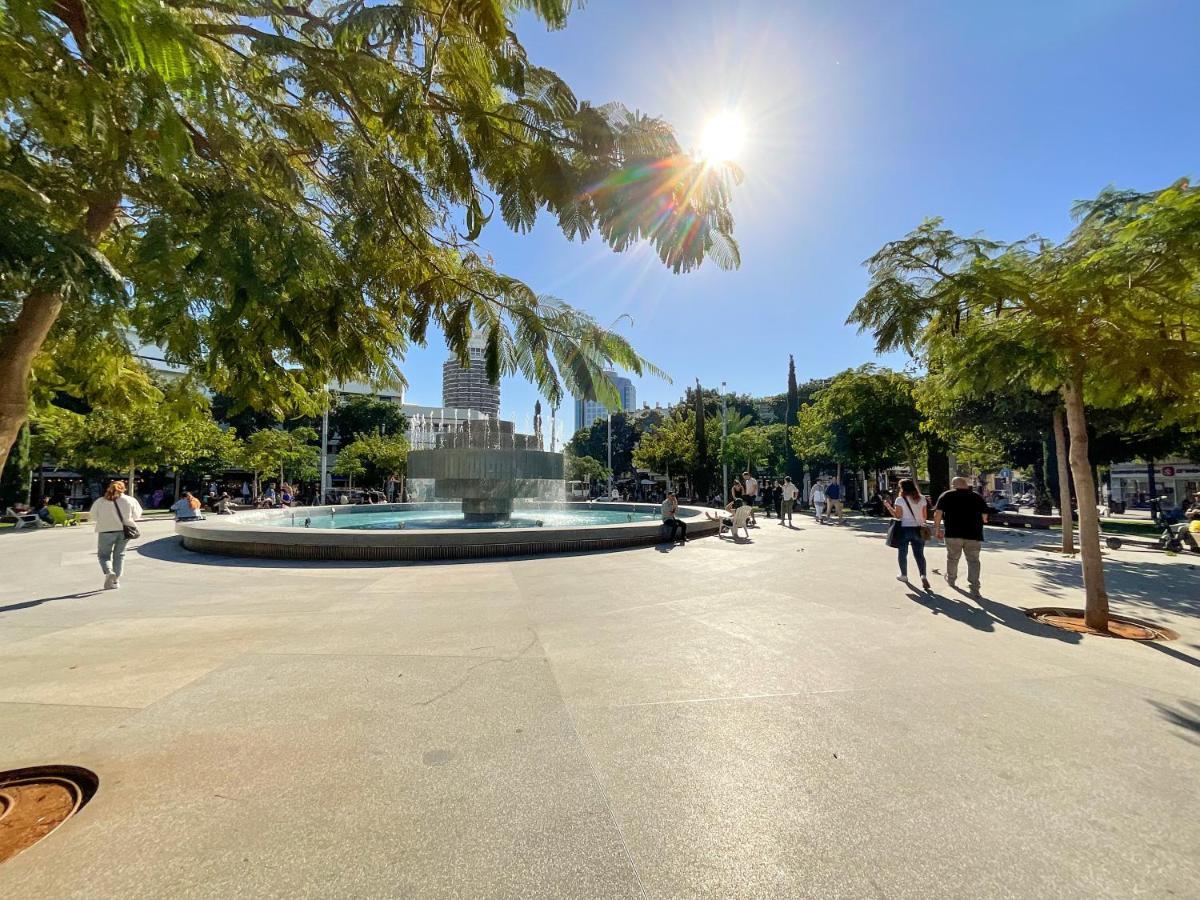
[176,502,719,561]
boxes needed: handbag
[114,498,140,540]
[885,519,901,548]
[901,496,932,541]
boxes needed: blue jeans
[897,526,927,578]
[98,531,128,577]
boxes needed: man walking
[933,476,990,595]
[824,478,844,524]
[742,471,759,526]
[661,490,687,545]
[780,476,798,526]
[809,479,827,524]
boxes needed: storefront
[1110,460,1200,509]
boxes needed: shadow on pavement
[1148,698,1200,746]
[1020,555,1200,620]
[1141,641,1200,670]
[904,586,1083,644]
[0,590,103,614]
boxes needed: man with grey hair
[933,476,990,594]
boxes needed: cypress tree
[784,356,803,483]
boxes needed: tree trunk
[926,433,950,499]
[1052,408,1074,554]
[0,193,121,474]
[128,458,136,501]
[0,291,64,474]
[1062,380,1109,631]
[903,440,922,490]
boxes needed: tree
[241,427,319,493]
[848,181,1200,631]
[0,0,742,473]
[567,412,638,478]
[0,424,31,507]
[792,366,923,481]
[722,426,772,472]
[44,378,234,496]
[632,411,695,486]
[331,452,365,490]
[915,370,1062,517]
[330,396,407,446]
[564,453,610,486]
[337,432,409,488]
[693,380,710,500]
[783,356,802,483]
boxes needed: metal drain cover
[0,766,97,864]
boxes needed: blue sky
[399,0,1198,444]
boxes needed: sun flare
[697,110,747,164]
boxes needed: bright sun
[698,110,747,164]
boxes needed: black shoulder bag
[114,498,140,540]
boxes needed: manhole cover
[1024,608,1179,641]
[0,766,97,864]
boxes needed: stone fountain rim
[174,501,721,560]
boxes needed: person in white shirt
[660,491,687,544]
[809,480,827,524]
[92,480,143,590]
[779,476,799,525]
[742,472,759,526]
[884,478,931,590]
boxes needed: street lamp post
[607,413,613,498]
[720,382,728,502]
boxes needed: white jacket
[92,495,143,533]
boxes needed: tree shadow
[1019,555,1200,620]
[1140,641,1200,670]
[0,591,103,614]
[1147,698,1200,746]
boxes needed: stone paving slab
[2,653,642,899]
[1,514,1198,897]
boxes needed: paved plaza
[1,515,1198,898]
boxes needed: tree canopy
[848,180,1200,629]
[792,365,923,476]
[0,0,742,472]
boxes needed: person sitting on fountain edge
[661,491,687,545]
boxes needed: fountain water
[407,418,564,521]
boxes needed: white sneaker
[110,577,121,590]
[896,574,908,582]
[103,574,117,590]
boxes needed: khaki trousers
[945,537,982,587]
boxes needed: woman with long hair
[884,478,931,590]
[170,491,202,521]
[92,480,143,590]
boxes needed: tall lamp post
[720,381,728,503]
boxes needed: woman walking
[93,481,142,590]
[885,478,931,590]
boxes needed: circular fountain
[177,416,718,560]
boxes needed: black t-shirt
[934,489,989,541]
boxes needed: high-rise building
[442,334,500,418]
[573,371,636,434]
